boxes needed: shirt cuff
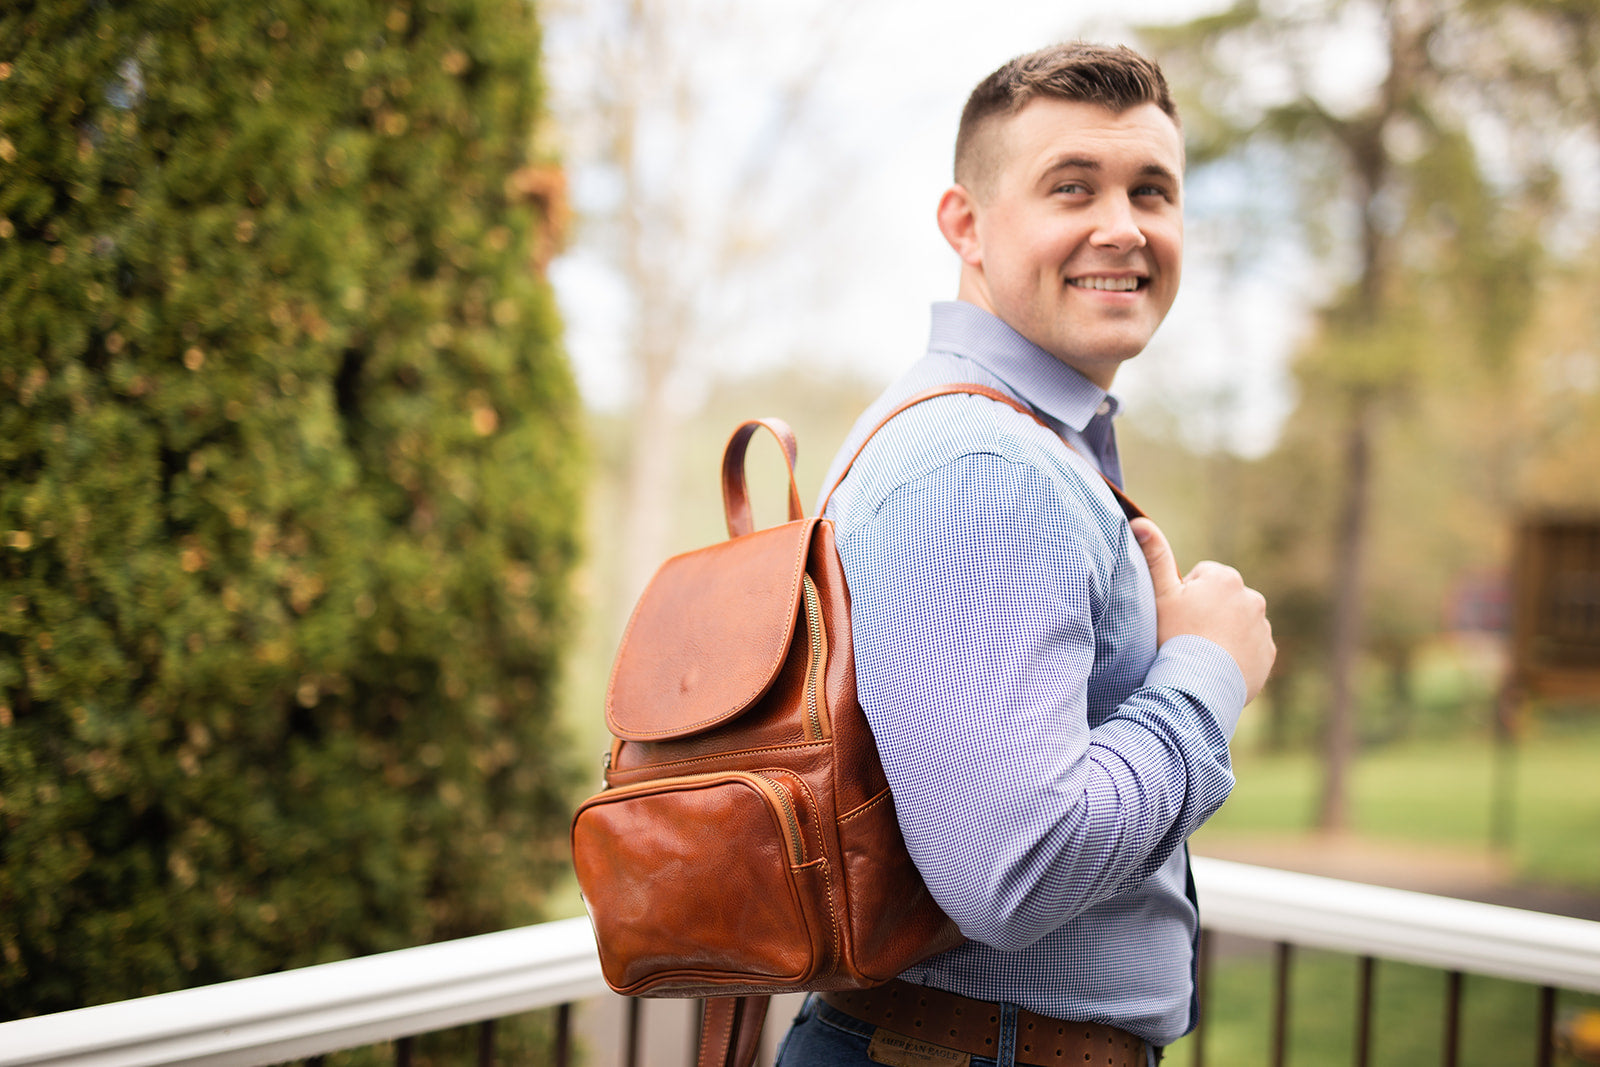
[1143,634,1248,739]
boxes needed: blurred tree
[541,0,859,626]
[0,0,582,1019]
[1146,0,1597,827]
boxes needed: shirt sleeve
[839,451,1242,951]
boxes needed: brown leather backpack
[571,385,1141,1067]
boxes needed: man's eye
[1055,182,1088,195]
[1135,185,1172,200]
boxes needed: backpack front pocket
[572,770,835,996]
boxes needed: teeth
[1072,276,1141,291]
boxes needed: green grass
[1176,716,1600,1064]
[1199,715,1600,891]
[1165,945,1600,1066]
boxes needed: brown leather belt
[820,980,1146,1067]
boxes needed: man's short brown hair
[955,42,1180,197]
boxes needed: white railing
[1192,857,1600,994]
[3,860,1598,1066]
[0,917,607,1067]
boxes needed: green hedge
[0,0,583,1017]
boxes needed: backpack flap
[606,517,819,742]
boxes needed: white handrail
[0,916,608,1067]
[2,863,1598,1066]
[1192,857,1600,994]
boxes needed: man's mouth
[1068,275,1144,292]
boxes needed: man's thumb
[1130,518,1182,597]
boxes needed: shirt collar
[926,301,1117,433]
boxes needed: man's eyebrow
[1137,162,1181,184]
[1043,155,1100,174]
[1040,157,1181,184]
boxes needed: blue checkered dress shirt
[818,301,1246,1047]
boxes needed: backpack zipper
[754,772,805,865]
[801,574,825,741]
[586,770,808,867]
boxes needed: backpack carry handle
[698,996,768,1067]
[722,418,806,540]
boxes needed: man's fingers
[1187,560,1243,586]
[1130,517,1182,598]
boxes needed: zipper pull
[600,748,612,789]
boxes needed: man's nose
[1090,194,1147,251]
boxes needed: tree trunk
[1318,390,1377,831]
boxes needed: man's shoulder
[820,358,1109,540]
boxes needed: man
[777,43,1276,1066]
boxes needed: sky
[543,0,1312,456]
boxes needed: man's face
[952,98,1184,388]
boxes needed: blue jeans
[773,995,1160,1067]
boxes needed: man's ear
[937,184,983,267]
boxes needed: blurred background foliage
[1139,0,1600,830]
[0,0,583,1022]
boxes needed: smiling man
[778,44,1275,1067]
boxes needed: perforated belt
[820,980,1147,1067]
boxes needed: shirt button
[1095,400,1112,416]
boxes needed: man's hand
[1130,517,1276,703]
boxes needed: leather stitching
[814,857,840,965]
[838,787,892,824]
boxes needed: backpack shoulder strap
[819,383,1145,521]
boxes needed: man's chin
[1049,330,1155,371]
[1043,347,1144,388]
